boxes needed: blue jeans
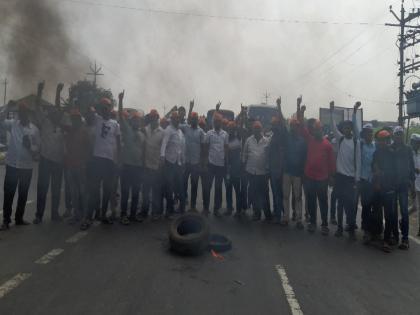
[395,184,409,241]
[270,174,283,219]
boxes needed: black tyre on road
[169,213,210,256]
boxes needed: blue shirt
[360,140,375,181]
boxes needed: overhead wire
[54,0,386,27]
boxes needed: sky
[0,0,418,121]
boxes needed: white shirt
[205,129,228,167]
[331,118,361,181]
[144,125,164,170]
[414,150,420,191]
[3,120,40,169]
[91,114,121,162]
[160,125,185,166]
[243,135,269,175]
[37,114,65,164]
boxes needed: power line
[56,0,386,27]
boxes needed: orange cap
[253,121,262,129]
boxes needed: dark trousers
[270,174,283,219]
[225,175,241,211]
[36,157,63,220]
[330,188,337,220]
[360,179,383,235]
[395,184,409,241]
[204,164,225,211]
[240,171,249,211]
[87,157,116,219]
[335,173,357,231]
[248,173,271,217]
[184,163,200,209]
[201,168,209,211]
[120,164,142,217]
[304,178,328,226]
[165,162,185,214]
[3,165,33,224]
[64,169,72,211]
[381,191,398,242]
[68,168,88,221]
[142,168,162,215]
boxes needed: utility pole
[263,91,270,105]
[2,78,7,106]
[386,0,420,126]
[86,61,104,86]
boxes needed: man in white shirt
[33,82,66,224]
[183,112,205,212]
[330,101,361,239]
[243,121,270,221]
[83,98,121,229]
[141,110,164,220]
[203,113,228,216]
[1,102,40,230]
[161,111,186,217]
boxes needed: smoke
[0,0,88,99]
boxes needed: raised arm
[329,101,342,140]
[275,97,286,124]
[118,91,124,122]
[216,101,221,113]
[352,101,361,139]
[188,99,194,122]
[55,83,64,108]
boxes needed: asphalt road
[1,166,420,315]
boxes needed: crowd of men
[1,82,419,253]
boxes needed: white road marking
[35,248,64,265]
[66,231,88,244]
[409,235,420,246]
[0,273,31,299]
[275,265,303,315]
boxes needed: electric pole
[386,0,420,126]
[263,91,270,105]
[2,78,7,106]
[86,61,104,86]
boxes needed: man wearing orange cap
[225,120,242,216]
[372,129,398,253]
[161,111,186,217]
[141,109,164,220]
[0,95,40,230]
[203,112,229,216]
[282,101,307,229]
[298,106,335,235]
[183,111,205,212]
[84,95,121,227]
[33,82,66,224]
[268,98,288,224]
[243,120,271,221]
[117,92,145,225]
[64,107,91,226]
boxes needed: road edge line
[0,273,32,299]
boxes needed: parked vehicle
[246,104,278,131]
